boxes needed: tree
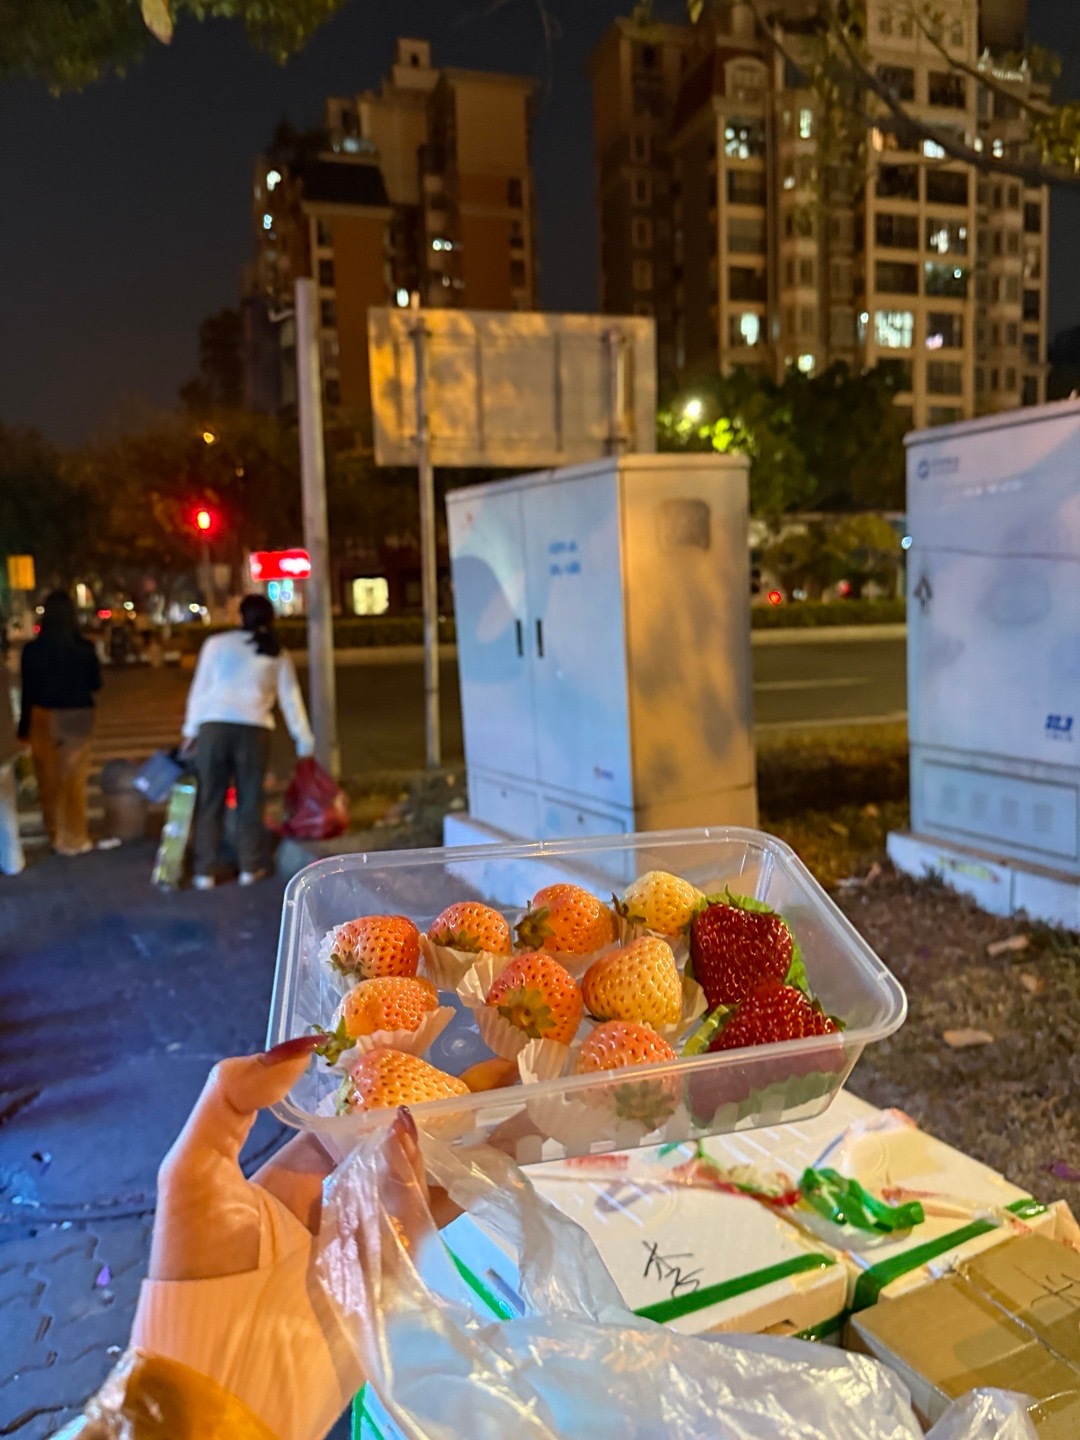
[693,1,1080,189]
[658,362,904,518]
[0,424,97,592]
[65,409,304,596]
[180,309,244,413]
[0,1,345,90]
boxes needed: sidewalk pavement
[0,843,350,1439]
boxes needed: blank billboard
[368,308,656,468]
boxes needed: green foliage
[0,424,96,589]
[659,363,906,518]
[764,514,902,602]
[0,0,345,90]
[750,597,906,629]
[65,408,304,588]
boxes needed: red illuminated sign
[249,549,312,582]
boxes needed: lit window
[798,108,813,139]
[396,288,410,307]
[992,138,1004,157]
[262,213,273,230]
[266,169,282,190]
[923,139,945,159]
[797,353,814,374]
[874,310,914,349]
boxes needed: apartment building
[588,16,697,392]
[245,38,537,426]
[590,1,1048,427]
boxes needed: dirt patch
[834,867,1080,1204]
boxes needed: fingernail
[397,1106,418,1142]
[259,1034,321,1066]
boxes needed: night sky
[1,0,1077,445]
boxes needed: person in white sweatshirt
[181,594,314,888]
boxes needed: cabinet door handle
[535,619,544,658]
[514,619,524,657]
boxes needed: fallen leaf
[1047,1161,1080,1183]
[1017,972,1044,995]
[943,1028,996,1048]
[829,821,850,836]
[987,935,1029,958]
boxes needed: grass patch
[757,722,909,885]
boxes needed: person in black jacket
[19,590,102,856]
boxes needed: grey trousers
[193,722,271,877]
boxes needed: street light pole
[409,306,441,770]
[295,277,340,777]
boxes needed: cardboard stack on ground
[354,1090,1079,1438]
[851,1234,1080,1438]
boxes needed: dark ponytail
[239,593,282,658]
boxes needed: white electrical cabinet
[446,454,757,841]
[904,400,1080,876]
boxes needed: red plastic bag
[280,758,349,841]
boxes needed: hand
[151,1034,328,1281]
[136,1039,459,1440]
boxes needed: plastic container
[267,828,906,1163]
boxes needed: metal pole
[604,327,625,456]
[295,277,340,777]
[409,309,441,769]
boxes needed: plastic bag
[131,748,187,803]
[280,758,349,841]
[316,1118,1040,1440]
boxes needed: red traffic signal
[193,506,217,534]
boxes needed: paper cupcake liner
[516,1037,681,1154]
[655,974,708,1043]
[418,935,516,993]
[322,1005,457,1076]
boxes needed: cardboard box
[849,1234,1080,1436]
[691,1091,1064,1310]
[531,1172,847,1337]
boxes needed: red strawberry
[707,982,838,1053]
[688,982,843,1124]
[689,894,795,1006]
[485,952,583,1045]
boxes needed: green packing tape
[447,1249,517,1321]
[635,1252,835,1325]
[352,1386,386,1440]
[800,1167,925,1234]
[794,1310,851,1343]
[852,1197,1048,1311]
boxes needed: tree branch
[735,0,1078,188]
[904,2,1054,121]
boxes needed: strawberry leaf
[722,888,775,915]
[682,1004,733,1056]
[784,942,810,997]
[514,906,552,952]
[313,1016,351,1066]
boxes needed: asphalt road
[303,633,907,776]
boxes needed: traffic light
[192,505,218,535]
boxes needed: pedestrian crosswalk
[18,683,188,846]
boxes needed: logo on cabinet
[915,454,959,481]
[1045,714,1074,741]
